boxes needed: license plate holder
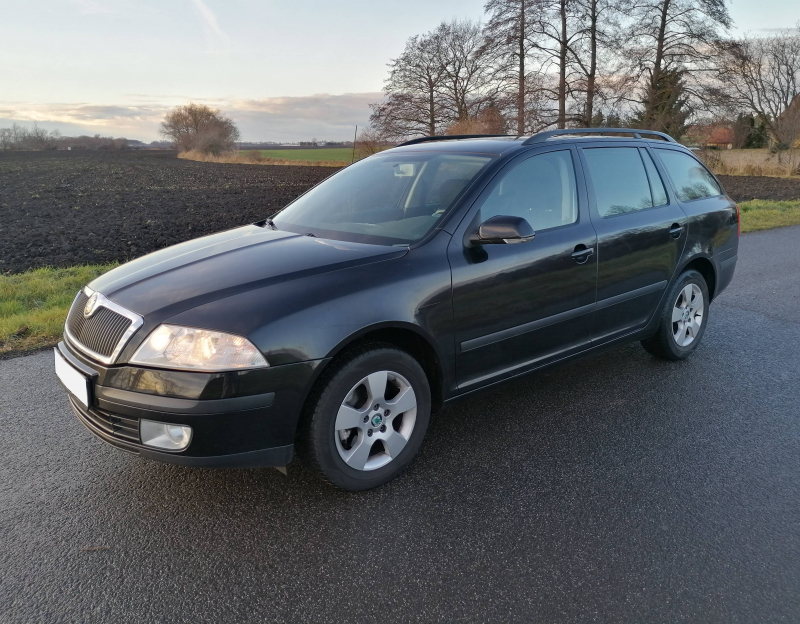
[54,348,91,408]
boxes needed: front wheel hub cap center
[370,413,384,428]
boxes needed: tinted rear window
[582,147,654,217]
[656,149,721,202]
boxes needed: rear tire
[641,270,709,361]
[302,344,431,491]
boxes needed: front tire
[303,344,431,491]
[641,270,710,361]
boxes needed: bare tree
[436,19,503,124]
[555,0,571,128]
[565,0,623,126]
[623,0,731,131]
[371,20,500,139]
[711,29,800,146]
[0,127,11,150]
[160,103,240,154]
[484,0,540,133]
[355,125,391,157]
[370,31,447,139]
[527,0,587,129]
[27,123,60,150]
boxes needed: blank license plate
[54,349,90,408]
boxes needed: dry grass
[178,149,349,167]
[699,148,800,178]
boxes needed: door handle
[669,223,684,238]
[571,245,594,264]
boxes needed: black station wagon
[55,129,739,490]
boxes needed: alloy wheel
[672,283,704,347]
[334,370,417,471]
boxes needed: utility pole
[351,125,358,163]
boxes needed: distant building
[707,126,734,149]
[685,123,734,149]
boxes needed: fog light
[140,419,192,451]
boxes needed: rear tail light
[735,204,740,237]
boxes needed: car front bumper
[56,340,326,467]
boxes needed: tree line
[366,1,800,147]
[0,123,130,151]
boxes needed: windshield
[271,152,493,245]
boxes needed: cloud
[230,93,381,140]
[190,0,230,51]
[0,102,166,127]
[231,93,382,141]
[0,93,383,142]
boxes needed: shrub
[160,103,240,155]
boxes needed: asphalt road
[2,226,799,623]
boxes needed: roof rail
[522,128,677,145]
[398,134,514,147]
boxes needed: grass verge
[254,148,355,162]
[739,200,800,233]
[0,264,116,358]
[178,149,351,167]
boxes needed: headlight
[130,325,268,371]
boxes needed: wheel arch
[302,322,446,426]
[679,254,717,300]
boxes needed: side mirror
[470,215,535,245]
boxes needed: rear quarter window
[640,149,668,207]
[656,149,721,202]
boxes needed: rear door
[653,147,739,279]
[448,146,598,390]
[578,142,688,342]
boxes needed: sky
[0,0,797,142]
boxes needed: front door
[578,143,688,342]
[448,146,598,391]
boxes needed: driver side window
[479,150,578,231]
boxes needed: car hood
[89,225,407,319]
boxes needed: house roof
[708,126,734,144]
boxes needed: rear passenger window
[640,149,668,207]
[479,150,578,231]
[656,149,721,201]
[582,147,657,217]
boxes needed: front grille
[69,396,141,452]
[66,291,133,359]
